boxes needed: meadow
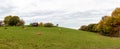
[0,27,120,49]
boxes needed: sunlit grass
[0,26,120,49]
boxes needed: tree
[30,22,38,27]
[110,8,120,37]
[4,15,22,26]
[112,8,120,17]
[79,25,88,31]
[4,15,12,26]
[16,19,25,26]
[79,8,120,37]
[0,20,3,26]
[44,23,54,27]
[102,16,113,36]
[96,16,106,32]
[87,24,97,32]
[8,16,20,26]
[111,8,120,26]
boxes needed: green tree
[4,15,12,26]
[87,24,97,32]
[8,16,20,26]
[4,15,21,26]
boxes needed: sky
[0,0,120,29]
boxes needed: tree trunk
[118,26,120,37]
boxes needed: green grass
[0,26,120,49]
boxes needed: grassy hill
[0,27,120,49]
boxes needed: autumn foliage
[80,8,120,37]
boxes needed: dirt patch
[36,32,42,35]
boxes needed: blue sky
[0,0,120,29]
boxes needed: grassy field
[0,27,120,49]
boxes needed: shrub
[44,23,54,27]
[79,25,88,31]
[30,22,38,27]
[87,24,97,32]
[0,21,2,26]
[80,24,97,32]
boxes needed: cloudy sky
[0,0,120,29]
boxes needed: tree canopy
[4,15,24,26]
[80,8,120,37]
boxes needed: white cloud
[0,0,120,29]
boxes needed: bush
[80,24,97,32]
[79,25,88,31]
[30,22,38,27]
[0,21,2,26]
[44,23,54,27]
[87,24,97,32]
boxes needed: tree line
[79,8,120,37]
[0,15,56,27]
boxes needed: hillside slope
[0,27,120,49]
